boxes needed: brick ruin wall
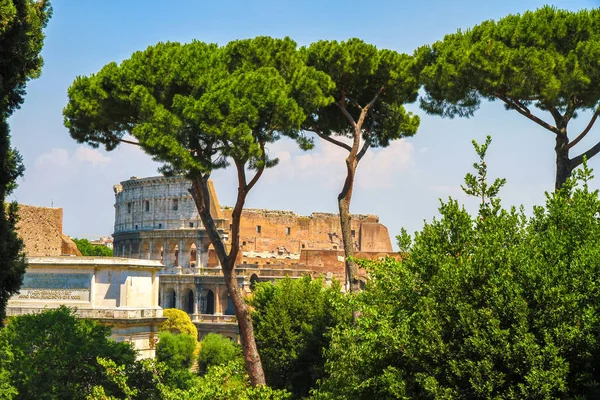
[222,208,393,254]
[16,205,64,257]
[14,205,81,257]
[218,208,397,280]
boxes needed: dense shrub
[0,306,138,399]
[315,146,600,399]
[72,238,113,256]
[250,276,348,398]
[156,331,197,370]
[197,333,241,375]
[160,308,198,339]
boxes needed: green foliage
[461,136,506,208]
[418,6,600,186]
[72,238,113,257]
[91,358,290,400]
[0,0,52,116]
[160,308,198,339]
[0,306,139,399]
[63,37,333,179]
[170,361,290,400]
[0,0,52,326]
[302,38,420,144]
[315,144,600,399]
[419,6,600,117]
[156,331,197,370]
[197,333,242,376]
[249,277,349,398]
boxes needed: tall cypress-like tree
[0,0,52,324]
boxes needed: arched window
[165,288,176,309]
[225,296,235,315]
[205,290,215,315]
[185,289,194,314]
[190,243,197,266]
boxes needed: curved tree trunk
[190,177,266,386]
[222,257,265,385]
[338,155,360,295]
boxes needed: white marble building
[7,256,164,358]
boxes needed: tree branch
[107,133,141,147]
[494,94,560,134]
[356,138,371,162]
[335,103,357,130]
[546,105,564,128]
[564,95,578,124]
[357,86,385,129]
[310,127,351,152]
[570,139,600,169]
[567,107,600,150]
[246,141,266,192]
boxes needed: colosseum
[113,175,398,339]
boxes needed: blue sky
[8,0,600,246]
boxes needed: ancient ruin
[113,175,399,339]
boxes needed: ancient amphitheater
[113,175,398,339]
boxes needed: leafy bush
[94,359,290,400]
[160,308,198,339]
[315,141,600,399]
[249,276,348,398]
[0,306,138,399]
[72,238,113,256]
[157,331,197,370]
[197,333,241,375]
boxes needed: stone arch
[140,241,150,259]
[190,243,197,267]
[224,296,235,315]
[165,288,176,309]
[250,274,259,291]
[184,289,194,314]
[205,290,215,315]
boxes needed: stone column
[137,240,142,259]
[214,285,221,315]
[193,291,199,314]
[192,289,200,321]
[163,240,168,266]
[175,239,183,274]
[196,240,201,268]
[175,284,181,310]
[179,239,184,267]
[149,241,154,261]
[128,242,132,258]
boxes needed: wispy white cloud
[34,148,70,168]
[34,146,111,168]
[75,147,111,165]
[261,137,416,190]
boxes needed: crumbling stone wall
[223,208,392,255]
[16,205,64,256]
